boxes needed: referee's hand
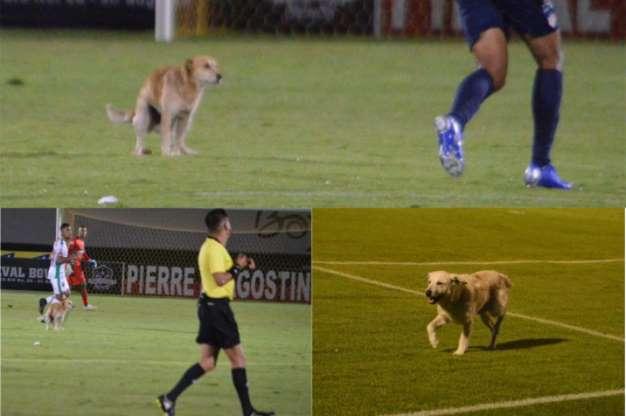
[235,254,256,270]
[247,257,256,270]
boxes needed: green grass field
[1,30,624,207]
[312,208,624,416]
[1,292,311,416]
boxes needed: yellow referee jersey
[198,237,235,300]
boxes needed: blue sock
[532,69,562,166]
[449,68,495,130]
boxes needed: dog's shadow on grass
[489,338,568,350]
[442,338,567,353]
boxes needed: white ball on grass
[97,195,119,206]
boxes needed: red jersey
[68,237,91,269]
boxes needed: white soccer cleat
[83,304,97,310]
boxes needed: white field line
[381,389,625,416]
[314,258,624,266]
[313,266,625,343]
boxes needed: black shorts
[195,295,240,349]
[457,0,559,49]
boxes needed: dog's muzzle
[425,289,441,304]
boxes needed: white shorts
[47,265,70,295]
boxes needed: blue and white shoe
[524,163,572,190]
[434,115,464,177]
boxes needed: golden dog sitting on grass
[106,56,222,157]
[44,296,73,331]
[425,270,511,355]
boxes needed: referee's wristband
[228,266,242,277]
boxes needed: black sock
[232,367,254,416]
[167,363,206,401]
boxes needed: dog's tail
[106,104,134,124]
[498,273,512,288]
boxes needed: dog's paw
[162,147,181,157]
[429,338,439,349]
[133,148,151,157]
[452,349,465,356]
[181,147,199,156]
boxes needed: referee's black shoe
[249,410,275,416]
[156,394,175,416]
[38,298,46,315]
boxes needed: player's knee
[537,47,563,70]
[199,356,215,371]
[231,355,246,368]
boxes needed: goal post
[155,0,176,42]
[155,0,212,42]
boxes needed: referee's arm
[213,254,254,286]
[213,271,234,286]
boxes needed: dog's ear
[185,58,194,75]
[451,276,466,285]
[457,276,467,285]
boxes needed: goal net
[160,0,625,41]
[1,209,311,304]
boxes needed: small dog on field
[425,270,511,355]
[106,56,222,156]
[45,296,73,331]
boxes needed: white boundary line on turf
[380,389,625,416]
[314,258,624,266]
[313,266,625,343]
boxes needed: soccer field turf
[312,208,624,416]
[1,292,311,416]
[1,30,624,207]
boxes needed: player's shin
[449,68,495,129]
[531,69,562,166]
[80,286,89,306]
[232,367,254,416]
[166,363,206,401]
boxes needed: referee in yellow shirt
[157,209,274,416]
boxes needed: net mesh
[173,0,625,39]
[61,209,311,303]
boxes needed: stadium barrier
[1,209,311,304]
[1,0,623,39]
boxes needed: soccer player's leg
[157,344,217,415]
[523,31,571,189]
[70,269,96,310]
[157,300,218,414]
[39,272,61,322]
[504,0,571,189]
[224,345,275,416]
[435,0,507,177]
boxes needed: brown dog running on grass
[106,56,222,157]
[425,270,511,355]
